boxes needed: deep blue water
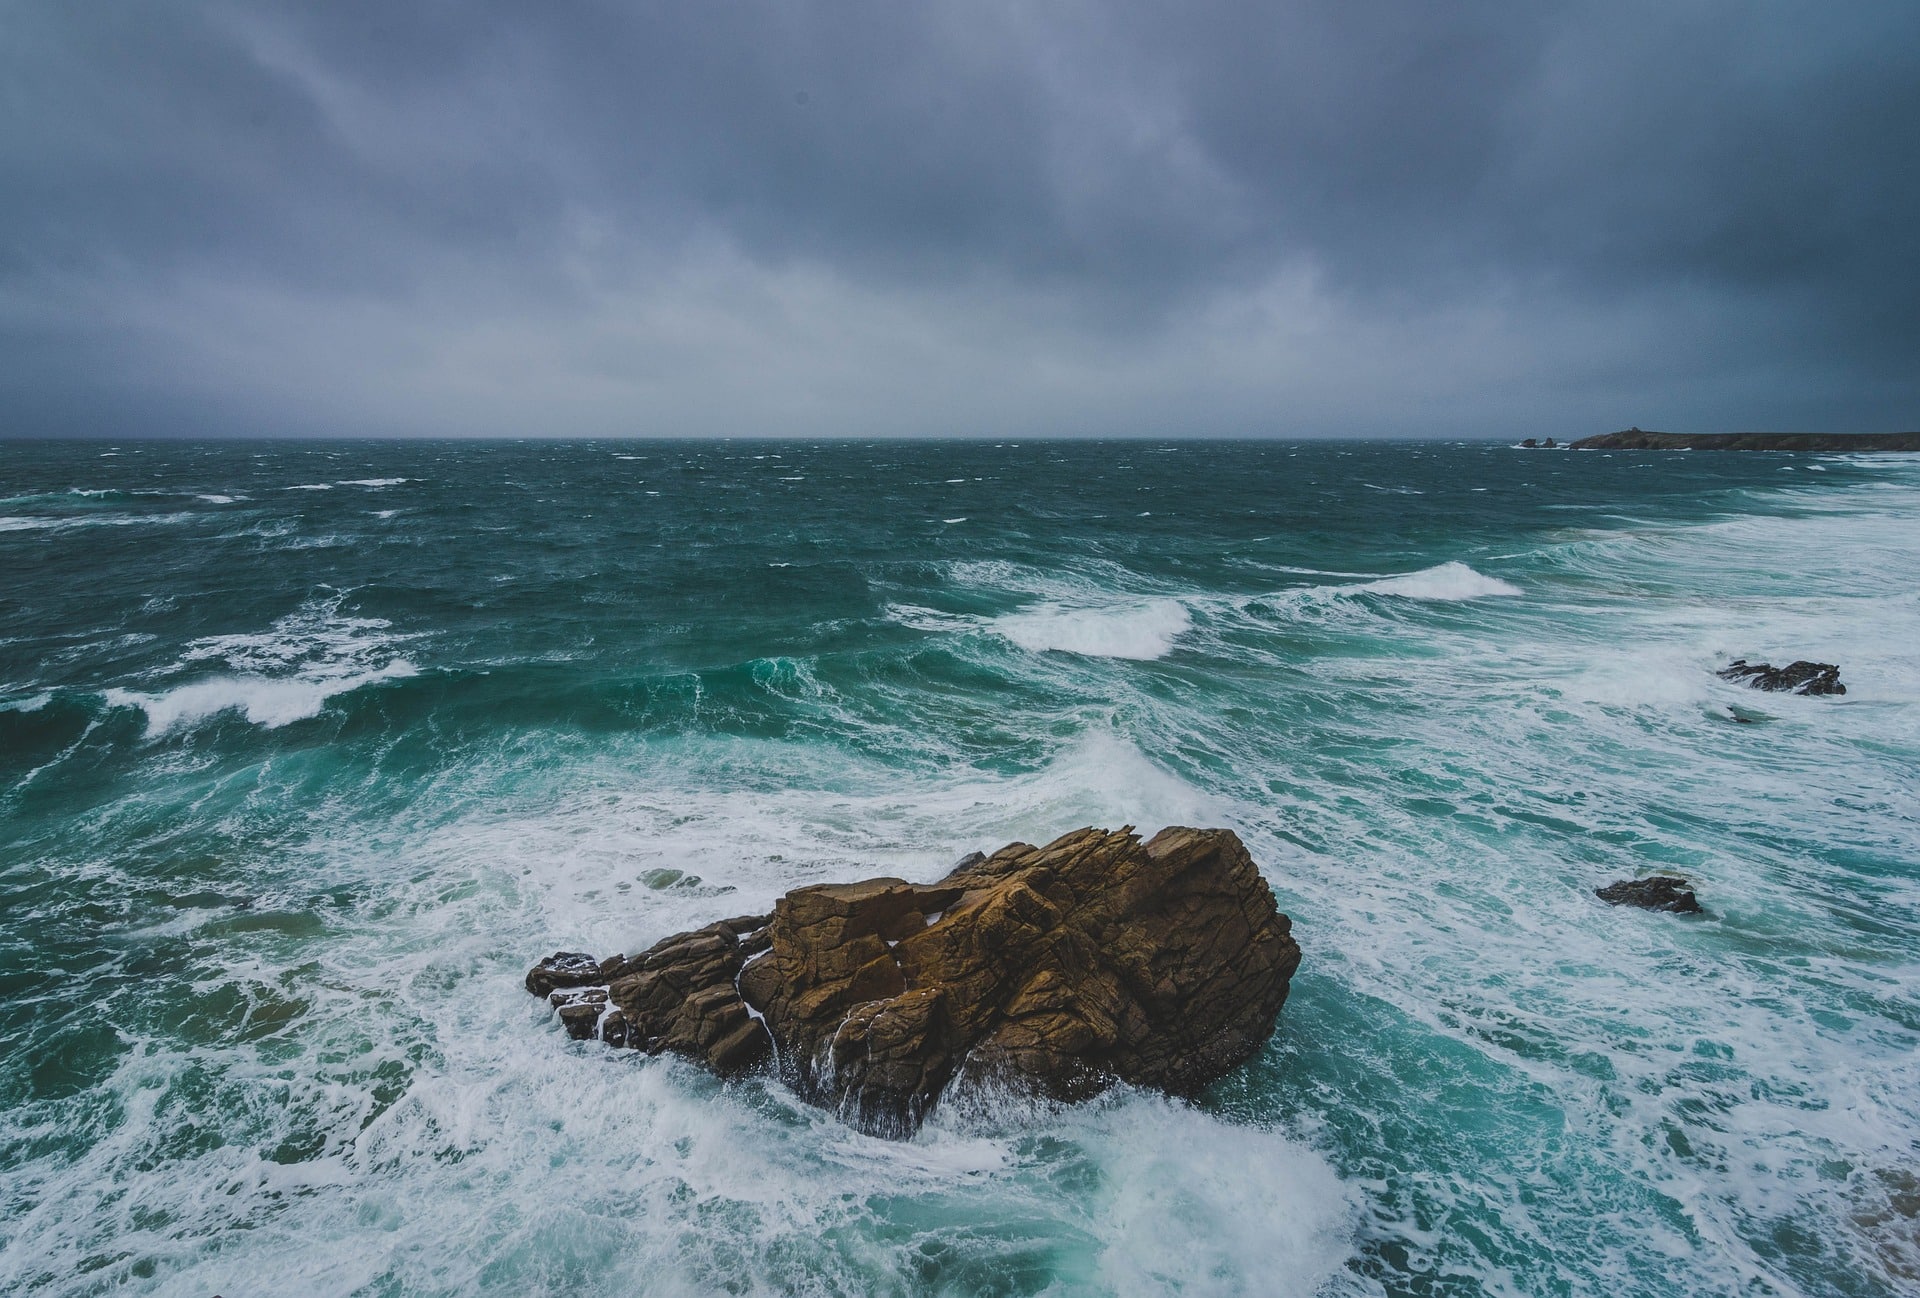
[2,439,1916,1297]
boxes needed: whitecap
[102,594,422,734]
[1355,561,1522,600]
[105,662,416,733]
[285,483,332,491]
[991,598,1192,660]
[338,478,414,488]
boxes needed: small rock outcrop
[1572,430,1920,452]
[1596,876,1703,914]
[1718,659,1845,696]
[527,826,1301,1138]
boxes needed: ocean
[1,439,1915,1297]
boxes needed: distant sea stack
[1571,428,1920,452]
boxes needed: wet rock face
[1596,876,1703,914]
[1718,659,1845,696]
[527,826,1301,1138]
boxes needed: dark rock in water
[526,826,1301,1138]
[1521,438,1537,448]
[1718,659,1845,696]
[526,951,605,998]
[1596,876,1702,914]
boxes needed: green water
[2,439,1916,1296]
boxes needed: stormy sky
[3,2,1916,439]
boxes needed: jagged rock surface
[526,826,1301,1137]
[1718,659,1845,696]
[1596,876,1703,914]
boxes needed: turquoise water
[2,439,1916,1297]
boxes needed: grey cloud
[1,0,1914,438]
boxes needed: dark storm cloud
[2,1,1915,437]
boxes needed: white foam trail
[992,599,1192,660]
[0,513,195,533]
[884,603,978,633]
[1355,561,1522,600]
[338,478,414,488]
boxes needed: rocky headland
[527,825,1301,1138]
[1570,429,1920,452]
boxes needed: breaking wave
[990,599,1192,660]
[102,594,419,734]
[1353,561,1522,600]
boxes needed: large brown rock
[526,826,1300,1138]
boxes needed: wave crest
[105,663,416,734]
[991,599,1192,660]
[1355,561,1521,600]
[104,594,420,734]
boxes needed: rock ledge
[528,826,1300,1137]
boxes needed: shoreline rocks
[528,826,1301,1138]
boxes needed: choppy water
[2,439,1916,1297]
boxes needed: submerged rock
[1595,876,1703,914]
[1718,659,1845,696]
[527,826,1301,1138]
